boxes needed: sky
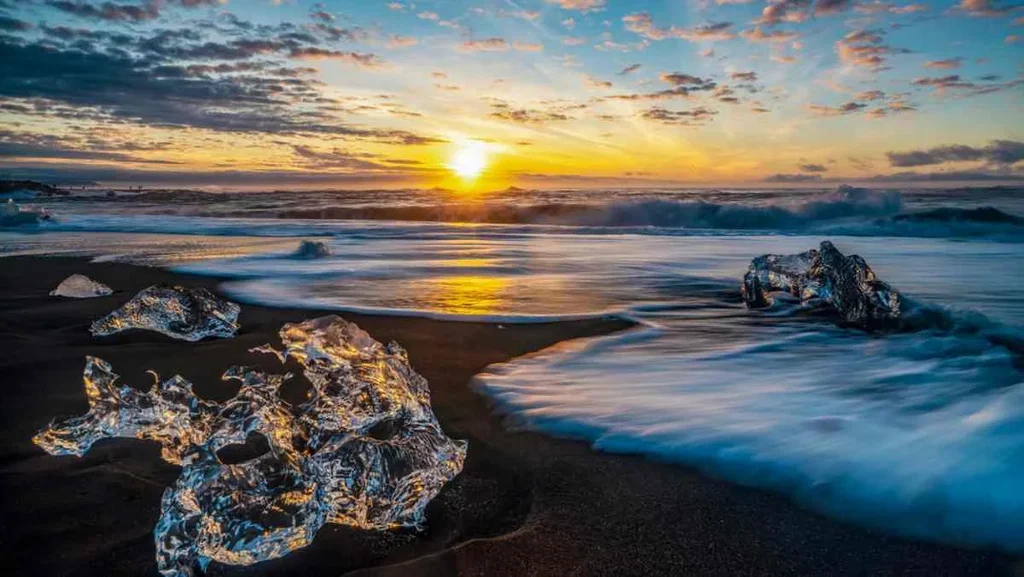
[0,0,1022,190]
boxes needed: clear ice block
[50,274,113,298]
[89,285,240,341]
[34,315,466,577]
[742,241,902,329]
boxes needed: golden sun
[449,142,488,179]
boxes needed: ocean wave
[474,304,1024,551]
[247,187,1021,239]
[269,185,904,229]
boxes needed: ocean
[3,184,1024,550]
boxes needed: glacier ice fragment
[33,315,466,577]
[293,240,332,259]
[50,274,113,299]
[90,285,240,341]
[1,198,51,226]
[742,240,901,329]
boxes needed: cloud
[605,73,717,101]
[856,90,886,100]
[886,140,1024,167]
[807,101,868,116]
[908,74,1016,94]
[638,106,717,126]
[756,0,812,25]
[799,163,828,172]
[730,71,758,82]
[659,73,715,87]
[854,2,928,14]
[387,35,417,48]
[513,41,544,52]
[562,36,587,45]
[459,38,510,52]
[0,16,32,30]
[957,0,1019,17]
[863,170,1024,182]
[924,58,963,69]
[619,63,642,75]
[44,0,221,22]
[764,173,824,182]
[289,48,384,67]
[835,29,908,69]
[0,36,437,145]
[814,0,857,16]
[291,145,396,171]
[583,75,613,89]
[488,102,574,123]
[544,0,606,12]
[623,13,734,42]
[740,27,798,43]
[0,130,178,164]
[45,1,160,22]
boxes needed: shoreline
[0,255,1018,576]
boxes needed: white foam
[475,313,1024,551]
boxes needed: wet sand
[0,256,1017,576]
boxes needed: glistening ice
[90,285,241,341]
[33,315,467,577]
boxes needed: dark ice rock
[33,316,466,577]
[90,285,240,341]
[293,240,332,259]
[742,241,901,329]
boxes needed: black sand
[0,256,1018,576]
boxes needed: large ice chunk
[742,240,901,329]
[1,198,50,226]
[89,285,240,341]
[50,274,113,299]
[33,315,466,577]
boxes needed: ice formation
[90,285,240,341]
[293,240,332,259]
[33,315,466,577]
[50,274,113,299]
[1,198,50,226]
[742,240,902,328]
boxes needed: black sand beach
[0,256,1019,576]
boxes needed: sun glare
[450,142,487,179]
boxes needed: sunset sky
[0,0,1022,189]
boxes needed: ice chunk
[89,285,240,341]
[50,274,113,299]
[742,241,901,329]
[293,240,332,259]
[34,315,466,577]
[1,198,50,226]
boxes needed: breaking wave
[271,185,905,229]
[240,187,1021,240]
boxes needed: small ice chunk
[50,274,113,299]
[293,240,332,259]
[34,315,466,577]
[742,240,902,329]
[90,285,240,341]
